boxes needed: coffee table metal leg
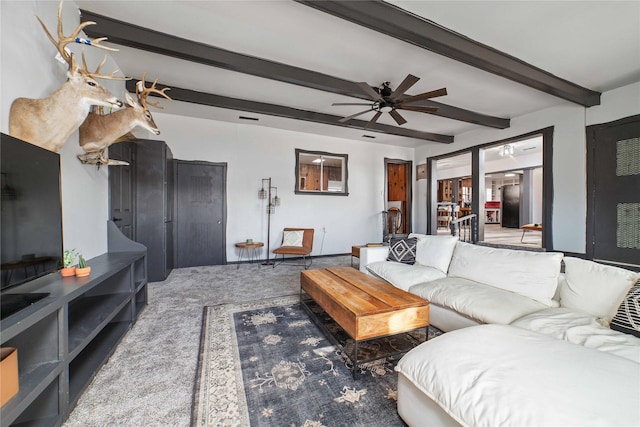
[352,340,359,380]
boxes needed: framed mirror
[295,149,348,196]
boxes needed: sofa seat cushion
[511,307,640,363]
[447,242,563,306]
[396,324,640,427]
[366,261,445,292]
[409,277,548,325]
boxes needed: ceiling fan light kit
[499,144,515,157]
[332,74,447,128]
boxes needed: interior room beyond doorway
[435,135,543,248]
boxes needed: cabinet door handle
[112,217,123,222]
[217,220,222,225]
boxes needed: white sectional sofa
[362,234,564,332]
[359,234,640,427]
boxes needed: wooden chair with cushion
[272,228,314,269]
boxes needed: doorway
[587,115,640,268]
[385,158,412,239]
[174,160,227,267]
[430,129,552,248]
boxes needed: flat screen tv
[1,133,63,290]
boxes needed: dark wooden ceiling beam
[126,80,453,144]
[81,9,508,130]
[296,0,601,107]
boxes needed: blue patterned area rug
[191,295,440,427]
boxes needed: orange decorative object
[60,267,76,277]
[1,347,19,407]
[75,267,91,277]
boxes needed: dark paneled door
[175,161,227,267]
[587,115,640,267]
[108,142,135,239]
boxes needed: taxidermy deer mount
[8,0,127,153]
[78,73,172,166]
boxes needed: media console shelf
[0,251,147,426]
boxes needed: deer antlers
[8,0,126,152]
[80,50,129,81]
[37,0,120,78]
[136,73,173,110]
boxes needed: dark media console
[0,251,147,426]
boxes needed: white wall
[586,82,640,126]
[151,111,413,260]
[1,1,126,259]
[414,178,427,234]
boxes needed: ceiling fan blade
[390,74,420,99]
[398,88,448,104]
[389,109,407,126]
[397,105,439,114]
[332,102,375,106]
[355,82,382,101]
[364,111,383,129]
[338,109,373,123]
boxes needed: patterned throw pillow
[610,280,640,337]
[282,230,304,247]
[387,237,417,265]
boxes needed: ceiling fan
[333,74,447,128]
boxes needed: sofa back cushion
[408,234,458,274]
[447,242,563,306]
[560,257,640,324]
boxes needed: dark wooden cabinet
[0,251,146,426]
[438,180,452,202]
[502,184,521,228]
[135,140,174,282]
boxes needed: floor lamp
[258,177,279,265]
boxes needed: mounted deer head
[8,0,126,153]
[79,73,172,163]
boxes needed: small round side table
[235,242,264,269]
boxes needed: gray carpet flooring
[63,255,352,427]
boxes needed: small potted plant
[60,249,78,277]
[75,254,91,277]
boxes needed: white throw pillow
[447,242,563,306]
[282,230,304,247]
[560,257,640,324]
[413,235,458,274]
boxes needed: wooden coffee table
[300,267,430,378]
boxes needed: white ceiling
[72,0,640,149]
